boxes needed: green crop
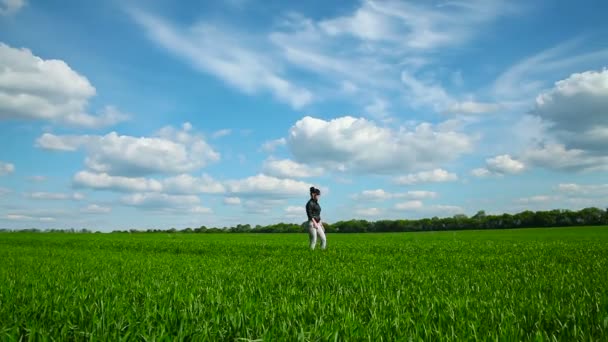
[1,227,607,341]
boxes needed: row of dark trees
[3,207,606,234]
[113,207,608,233]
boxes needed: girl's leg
[308,221,317,249]
[316,221,327,250]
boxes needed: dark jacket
[306,198,321,221]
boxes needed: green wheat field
[1,226,608,341]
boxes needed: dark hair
[309,186,321,196]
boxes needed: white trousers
[309,220,327,250]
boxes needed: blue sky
[1,0,607,231]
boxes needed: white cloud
[531,69,608,153]
[0,0,25,16]
[37,123,219,176]
[223,197,241,205]
[36,133,91,151]
[73,171,224,194]
[285,205,303,218]
[557,183,608,197]
[261,138,286,153]
[472,154,525,177]
[444,101,501,115]
[355,208,382,217]
[25,192,84,201]
[493,39,608,102]
[190,206,212,214]
[395,200,424,210]
[212,129,232,138]
[225,174,311,198]
[471,168,491,178]
[394,169,458,185]
[0,187,11,196]
[0,161,14,176]
[523,143,608,173]
[400,191,438,200]
[243,198,286,214]
[6,214,55,222]
[354,189,437,201]
[0,43,128,128]
[74,171,163,192]
[354,189,393,201]
[27,175,47,182]
[486,154,525,174]
[287,116,472,174]
[161,174,225,194]
[81,204,111,214]
[516,195,558,204]
[400,71,454,111]
[364,97,390,120]
[262,158,324,179]
[121,193,201,209]
[394,200,463,215]
[318,0,517,49]
[131,10,313,109]
[430,205,464,215]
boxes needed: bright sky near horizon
[1,0,607,231]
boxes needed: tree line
[2,207,607,234]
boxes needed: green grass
[1,226,608,341]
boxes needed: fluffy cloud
[37,123,219,176]
[0,43,127,127]
[515,196,558,204]
[493,40,608,102]
[318,0,516,49]
[6,214,55,222]
[190,206,213,214]
[27,175,47,182]
[354,189,437,201]
[81,204,112,214]
[395,200,424,210]
[523,143,608,172]
[287,116,472,174]
[0,0,25,16]
[73,171,224,194]
[444,101,501,115]
[557,183,608,197]
[132,11,313,109]
[262,158,324,179]
[121,193,201,209]
[531,69,608,152]
[285,205,303,218]
[472,154,525,177]
[507,69,608,173]
[487,155,525,174]
[225,174,311,198]
[223,197,241,205]
[0,161,14,176]
[471,168,492,178]
[212,129,232,139]
[261,138,286,153]
[74,171,163,192]
[25,192,84,200]
[161,174,225,194]
[394,200,463,215]
[242,198,286,215]
[394,169,458,185]
[355,208,382,217]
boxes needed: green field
[1,227,608,341]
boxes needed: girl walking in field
[306,186,326,250]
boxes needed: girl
[306,186,326,250]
